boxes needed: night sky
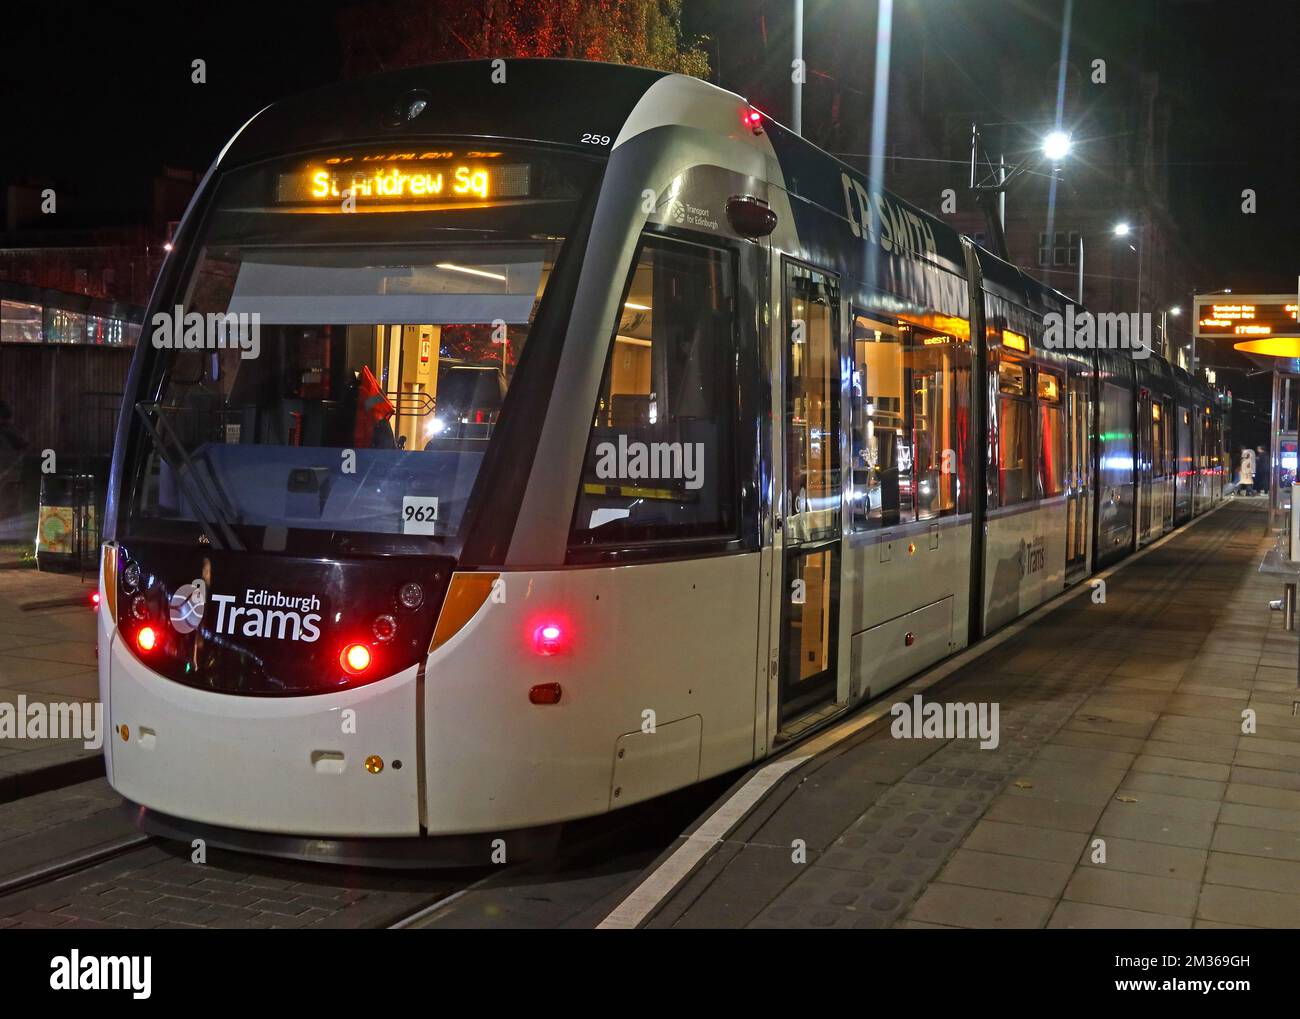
[2,0,1296,289]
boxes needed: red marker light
[90,591,101,610]
[341,643,372,675]
[743,107,764,133]
[533,622,566,656]
[136,626,158,652]
[529,682,563,705]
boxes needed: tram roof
[214,59,1203,389]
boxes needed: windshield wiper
[135,402,245,552]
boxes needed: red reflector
[532,622,566,656]
[341,642,372,675]
[136,626,158,652]
[529,683,563,705]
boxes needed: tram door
[1160,399,1175,530]
[1137,388,1153,542]
[777,262,841,727]
[1065,371,1090,572]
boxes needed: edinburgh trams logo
[151,305,260,360]
[210,587,323,642]
[1020,535,1047,578]
[1043,305,1153,359]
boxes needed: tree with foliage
[339,0,709,78]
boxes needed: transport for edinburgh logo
[169,580,207,634]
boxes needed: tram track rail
[0,832,156,900]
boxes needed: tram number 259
[581,133,611,147]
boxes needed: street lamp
[1042,131,1072,162]
[1161,306,1181,362]
[1112,220,1143,316]
[969,124,1076,261]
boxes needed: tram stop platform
[0,552,101,800]
[610,496,1300,929]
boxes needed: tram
[97,59,1226,862]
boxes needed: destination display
[276,151,532,206]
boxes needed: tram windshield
[125,145,598,551]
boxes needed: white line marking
[596,756,807,929]
[597,499,1230,929]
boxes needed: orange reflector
[101,544,118,623]
[430,572,499,652]
[341,643,371,675]
[136,626,158,652]
[364,754,384,774]
[529,682,563,705]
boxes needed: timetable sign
[1194,296,1299,339]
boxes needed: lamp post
[969,128,1073,262]
[1113,220,1144,314]
[791,0,803,136]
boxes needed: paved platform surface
[0,554,101,791]
[641,497,1300,929]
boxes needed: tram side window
[910,325,970,519]
[1152,400,1166,478]
[997,359,1035,505]
[851,315,906,529]
[850,313,969,529]
[569,238,737,547]
[1036,369,1066,496]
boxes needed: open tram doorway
[776,261,842,732]
[1064,370,1091,577]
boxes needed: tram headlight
[122,560,142,594]
[130,595,149,621]
[340,642,372,675]
[398,582,424,610]
[371,614,398,643]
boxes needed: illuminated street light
[1042,130,1072,162]
[1113,222,1131,237]
[1169,306,1182,316]
[970,123,1076,260]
